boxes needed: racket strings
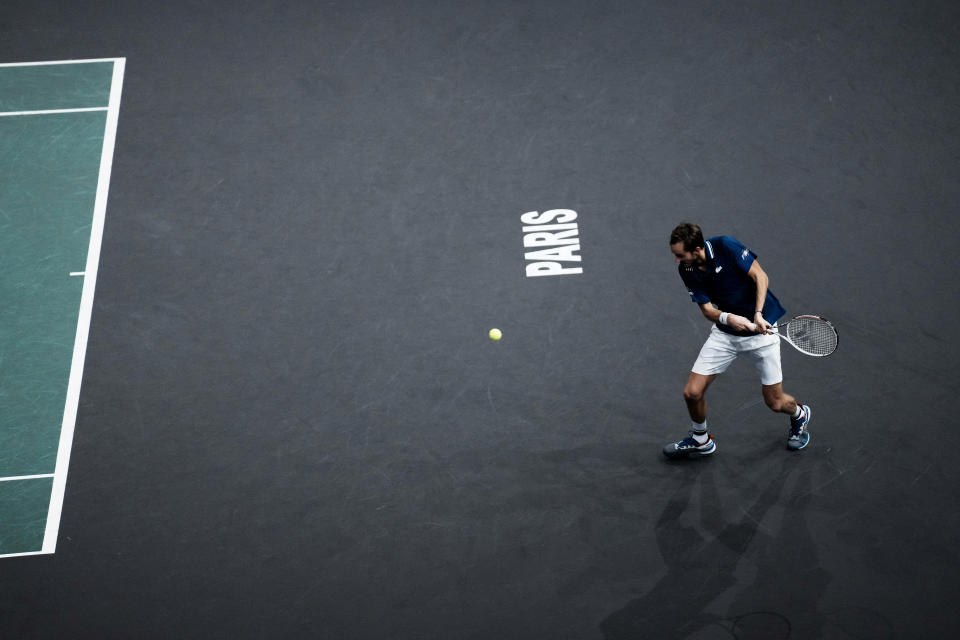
[786,317,838,356]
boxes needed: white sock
[691,421,708,443]
[792,405,804,420]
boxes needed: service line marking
[0,474,55,483]
[0,58,122,67]
[0,107,109,118]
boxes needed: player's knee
[683,385,704,404]
[763,394,784,412]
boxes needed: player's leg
[760,382,796,415]
[664,328,735,459]
[686,327,736,429]
[752,335,811,450]
[664,372,719,459]
[684,372,716,423]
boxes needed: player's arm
[698,303,754,332]
[747,261,772,333]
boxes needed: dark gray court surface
[2,1,959,638]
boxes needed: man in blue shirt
[664,222,811,458]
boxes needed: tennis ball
[489,328,502,341]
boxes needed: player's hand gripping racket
[751,314,838,357]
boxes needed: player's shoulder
[709,235,744,248]
[708,235,748,257]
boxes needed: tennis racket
[751,314,838,357]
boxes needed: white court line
[37,57,126,557]
[69,272,85,277]
[0,474,55,483]
[0,107,108,118]
[0,58,120,67]
[0,550,47,559]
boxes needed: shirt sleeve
[679,267,710,304]
[719,236,757,273]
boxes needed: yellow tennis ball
[489,328,502,341]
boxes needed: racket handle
[748,322,774,335]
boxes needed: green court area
[0,60,122,557]
[0,61,114,112]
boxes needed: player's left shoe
[663,432,716,459]
[787,403,811,450]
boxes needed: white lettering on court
[521,209,583,277]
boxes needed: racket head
[782,314,838,356]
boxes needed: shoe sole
[787,433,810,450]
[663,442,716,459]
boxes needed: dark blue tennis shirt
[679,235,786,336]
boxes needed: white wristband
[719,312,729,325]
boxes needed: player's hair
[670,222,704,252]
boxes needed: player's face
[671,242,703,267]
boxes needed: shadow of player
[600,456,828,639]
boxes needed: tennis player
[664,222,811,458]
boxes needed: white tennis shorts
[692,324,783,385]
